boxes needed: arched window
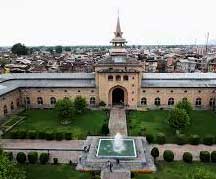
[16,98,20,107]
[123,75,129,81]
[50,97,56,105]
[195,97,201,106]
[154,97,160,106]
[3,105,8,116]
[141,97,147,105]
[90,97,96,105]
[25,97,30,105]
[209,98,215,107]
[182,97,187,102]
[11,102,14,110]
[116,75,121,81]
[108,75,113,81]
[168,98,174,105]
[37,97,43,105]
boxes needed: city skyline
[0,0,216,46]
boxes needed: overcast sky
[0,0,215,46]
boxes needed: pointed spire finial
[115,9,123,38]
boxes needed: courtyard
[4,109,108,139]
[127,110,216,143]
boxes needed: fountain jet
[113,133,125,153]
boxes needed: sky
[0,0,216,46]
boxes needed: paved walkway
[101,170,130,179]
[152,144,216,161]
[0,139,84,163]
[108,107,127,136]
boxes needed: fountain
[96,133,137,158]
[113,133,125,153]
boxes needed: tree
[11,43,28,56]
[175,100,193,116]
[64,46,71,52]
[73,96,87,114]
[151,147,159,162]
[186,167,216,179]
[0,58,9,67]
[0,152,26,179]
[168,107,191,134]
[55,46,63,54]
[55,98,74,124]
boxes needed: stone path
[108,107,127,136]
[0,139,84,163]
[101,170,130,179]
[152,144,216,161]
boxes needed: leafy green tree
[0,151,26,179]
[55,98,74,123]
[73,96,87,114]
[175,100,193,116]
[64,46,71,52]
[186,167,216,179]
[47,47,54,54]
[11,43,28,56]
[55,46,63,54]
[168,107,191,134]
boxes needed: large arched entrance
[112,88,124,105]
[108,86,128,106]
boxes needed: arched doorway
[112,88,124,105]
[108,86,128,106]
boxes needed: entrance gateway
[112,88,124,105]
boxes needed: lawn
[5,109,108,138]
[20,164,92,179]
[134,162,216,179]
[127,110,216,143]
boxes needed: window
[11,102,14,110]
[157,90,160,93]
[50,97,56,105]
[182,97,187,102]
[91,90,94,93]
[3,105,8,116]
[64,90,67,92]
[209,98,215,107]
[143,90,146,93]
[198,90,201,93]
[108,75,113,81]
[155,97,160,106]
[184,90,187,93]
[195,98,201,106]
[16,98,20,107]
[168,98,174,105]
[90,97,96,105]
[37,97,43,105]
[141,97,147,105]
[170,90,174,93]
[78,90,80,93]
[123,75,128,81]
[116,75,121,81]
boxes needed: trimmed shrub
[203,135,214,146]
[65,132,72,140]
[176,134,187,145]
[39,153,49,164]
[28,130,38,139]
[101,123,109,135]
[38,131,46,139]
[145,134,154,144]
[99,101,106,107]
[55,132,64,141]
[189,134,200,145]
[45,131,55,140]
[163,150,174,162]
[156,133,166,144]
[211,151,216,163]
[200,151,210,163]
[28,152,38,164]
[10,130,19,139]
[151,147,159,159]
[4,151,13,161]
[53,158,58,165]
[183,152,193,163]
[16,152,26,163]
[17,130,27,139]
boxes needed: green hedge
[28,152,38,164]
[200,151,210,163]
[16,152,26,163]
[156,133,166,144]
[183,152,193,163]
[163,150,174,162]
[39,153,49,164]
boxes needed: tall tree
[11,43,28,56]
[73,96,87,114]
[55,46,63,54]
